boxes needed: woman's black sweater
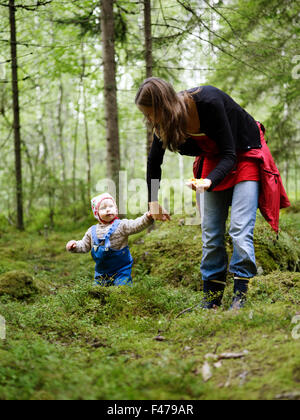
[147,85,262,202]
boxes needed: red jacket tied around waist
[193,123,290,233]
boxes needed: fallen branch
[205,350,249,361]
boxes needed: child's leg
[113,275,133,286]
[112,265,133,286]
[94,271,132,287]
[94,275,114,287]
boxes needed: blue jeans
[200,181,259,281]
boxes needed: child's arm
[66,228,92,253]
[119,212,154,237]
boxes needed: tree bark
[295,160,298,201]
[83,86,91,202]
[9,0,24,230]
[81,47,92,202]
[72,86,81,219]
[144,0,153,156]
[57,81,66,186]
[100,0,120,202]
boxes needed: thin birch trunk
[295,160,298,201]
[72,86,81,219]
[57,81,66,186]
[81,47,92,201]
[9,0,24,230]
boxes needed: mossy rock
[248,271,300,304]
[131,217,300,290]
[0,271,45,300]
[254,226,300,274]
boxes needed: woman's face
[138,105,158,125]
[98,199,118,223]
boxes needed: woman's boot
[200,279,226,309]
[230,276,250,310]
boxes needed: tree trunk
[72,86,81,219]
[144,0,153,156]
[23,140,35,216]
[144,0,156,232]
[81,47,92,202]
[100,0,120,202]
[83,88,91,201]
[57,81,66,186]
[9,0,24,230]
[295,160,298,201]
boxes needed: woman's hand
[186,178,212,193]
[66,240,77,251]
[149,202,171,222]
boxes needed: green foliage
[1,0,299,230]
[208,0,300,169]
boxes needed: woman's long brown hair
[135,77,192,152]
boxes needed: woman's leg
[201,189,232,281]
[229,181,259,308]
[200,189,232,307]
[229,181,259,278]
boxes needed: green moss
[0,209,299,400]
[254,224,300,273]
[0,271,48,300]
[130,215,300,289]
[131,218,203,289]
[248,271,300,304]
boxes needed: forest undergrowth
[0,204,299,400]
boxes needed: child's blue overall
[91,219,133,286]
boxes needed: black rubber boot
[200,279,226,309]
[230,277,250,310]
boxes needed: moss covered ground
[0,205,299,400]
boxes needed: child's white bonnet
[91,193,118,221]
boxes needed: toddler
[66,193,153,286]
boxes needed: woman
[135,77,290,310]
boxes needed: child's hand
[149,202,171,222]
[146,211,154,220]
[66,240,77,251]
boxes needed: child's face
[98,199,118,223]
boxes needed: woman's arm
[147,133,166,202]
[147,134,171,221]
